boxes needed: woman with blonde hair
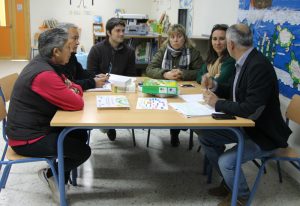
[146,24,203,147]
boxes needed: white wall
[30,0,151,52]
[149,0,179,25]
[30,0,238,51]
[149,0,238,37]
[193,0,238,36]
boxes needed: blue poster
[239,0,300,98]
[239,0,300,10]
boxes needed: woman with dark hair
[196,24,235,85]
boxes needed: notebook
[86,83,112,92]
[96,95,130,109]
[169,102,215,118]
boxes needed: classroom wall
[29,0,151,52]
[30,0,238,52]
[149,0,238,37]
[29,0,300,184]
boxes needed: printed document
[169,102,215,117]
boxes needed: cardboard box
[142,79,178,96]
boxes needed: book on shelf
[135,41,151,64]
[96,95,130,109]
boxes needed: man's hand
[94,73,108,88]
[203,90,218,108]
[201,73,215,90]
[163,69,183,80]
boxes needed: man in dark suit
[196,24,292,206]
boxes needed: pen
[106,62,112,77]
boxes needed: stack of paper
[86,83,112,92]
[96,95,130,109]
[112,82,136,93]
[108,74,134,87]
[169,102,215,118]
[179,94,204,103]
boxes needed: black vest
[6,55,59,140]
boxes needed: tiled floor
[0,60,299,206]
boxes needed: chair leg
[0,143,8,171]
[261,160,267,174]
[188,130,193,150]
[246,161,268,206]
[146,129,151,147]
[70,168,78,186]
[86,129,91,145]
[276,160,283,183]
[197,145,201,152]
[46,158,59,185]
[202,155,213,183]
[207,163,213,184]
[252,159,267,174]
[203,155,209,175]
[132,129,136,147]
[0,164,12,189]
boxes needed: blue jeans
[195,129,275,198]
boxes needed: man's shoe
[208,181,230,197]
[38,168,60,204]
[218,194,248,206]
[107,129,116,141]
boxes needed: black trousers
[12,129,91,183]
[170,129,188,137]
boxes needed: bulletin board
[238,0,300,98]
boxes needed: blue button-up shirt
[232,47,254,102]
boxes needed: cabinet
[190,36,210,60]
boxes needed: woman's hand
[163,69,183,80]
[201,73,215,90]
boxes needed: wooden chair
[0,73,18,103]
[246,94,300,205]
[0,73,19,167]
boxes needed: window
[0,0,7,27]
